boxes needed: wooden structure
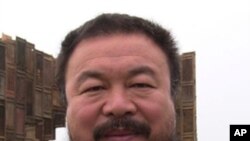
[175,52,197,141]
[0,34,66,141]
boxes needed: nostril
[103,106,136,118]
[102,97,137,117]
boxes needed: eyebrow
[76,70,105,85]
[127,65,157,79]
[75,65,157,84]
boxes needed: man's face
[65,33,176,141]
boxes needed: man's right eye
[83,86,105,93]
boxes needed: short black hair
[56,13,180,106]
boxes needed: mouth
[93,117,151,141]
[103,129,137,141]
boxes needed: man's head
[56,13,180,141]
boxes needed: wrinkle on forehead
[66,33,169,83]
[69,55,168,80]
[71,33,166,59]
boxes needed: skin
[65,33,176,141]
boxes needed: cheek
[138,93,175,129]
[67,102,97,124]
[66,97,101,139]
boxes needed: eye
[83,86,105,93]
[130,83,154,88]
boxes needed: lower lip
[103,134,136,141]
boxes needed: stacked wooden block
[0,34,66,141]
[175,52,197,141]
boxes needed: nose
[102,87,137,117]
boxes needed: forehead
[66,33,169,77]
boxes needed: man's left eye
[130,83,153,88]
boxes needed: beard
[67,116,177,141]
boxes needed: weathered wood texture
[175,52,197,141]
[0,34,66,141]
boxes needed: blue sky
[1,0,250,140]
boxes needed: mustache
[93,116,151,141]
